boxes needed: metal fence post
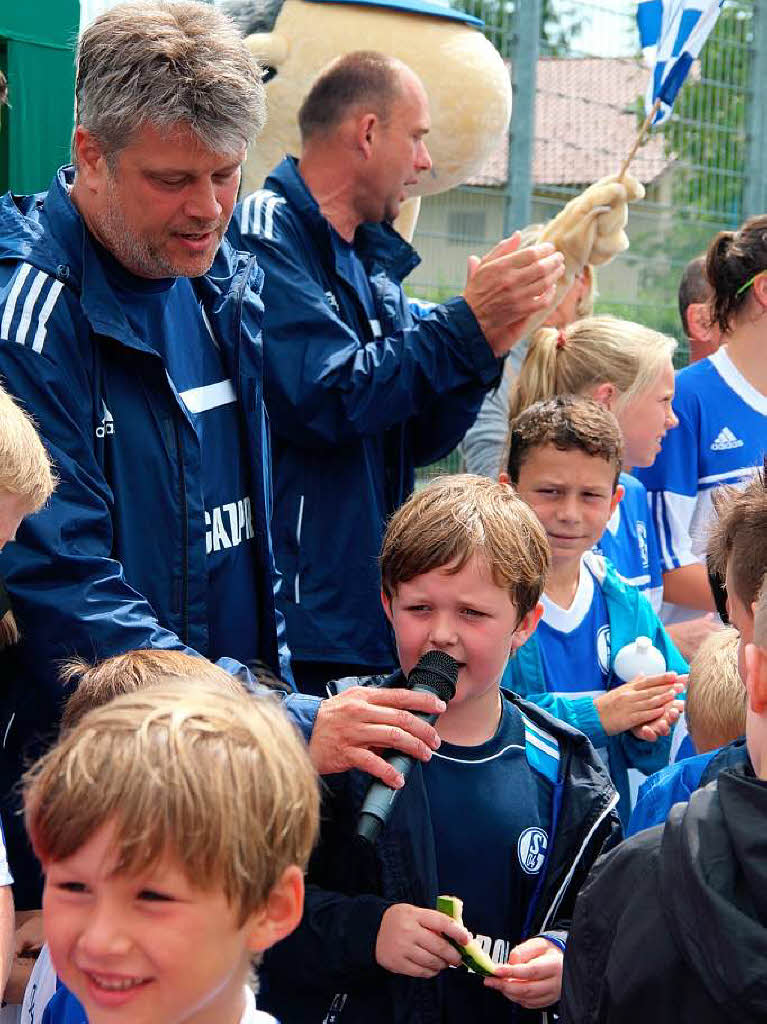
[504,0,540,236]
[744,0,767,218]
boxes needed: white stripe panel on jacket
[522,714,560,756]
[262,196,285,240]
[32,279,65,353]
[252,192,268,234]
[240,192,255,234]
[0,263,33,339]
[15,270,49,346]
[1,267,65,353]
[240,191,285,239]
[179,380,236,414]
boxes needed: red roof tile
[468,57,671,187]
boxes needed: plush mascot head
[227,0,511,239]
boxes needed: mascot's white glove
[523,172,645,334]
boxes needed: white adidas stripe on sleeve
[1,264,66,353]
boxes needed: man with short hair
[230,51,565,694]
[678,254,722,364]
[0,3,451,907]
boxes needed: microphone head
[408,650,459,703]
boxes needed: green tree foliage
[453,0,576,57]
[661,1,752,223]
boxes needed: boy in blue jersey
[23,680,319,1024]
[260,475,621,1024]
[502,397,687,823]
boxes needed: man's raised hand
[463,234,565,356]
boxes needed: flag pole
[619,98,662,179]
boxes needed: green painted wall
[0,0,79,194]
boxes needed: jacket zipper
[539,789,620,932]
[173,416,190,645]
[295,494,305,605]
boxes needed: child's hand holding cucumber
[484,935,564,1008]
[375,903,470,978]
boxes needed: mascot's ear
[245,32,289,70]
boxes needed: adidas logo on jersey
[711,427,744,451]
[96,401,115,439]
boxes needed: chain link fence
[413,0,764,482]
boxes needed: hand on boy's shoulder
[308,685,444,783]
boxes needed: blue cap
[304,0,483,28]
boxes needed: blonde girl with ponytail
[509,314,677,466]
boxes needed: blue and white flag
[637,0,724,125]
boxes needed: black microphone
[356,649,459,844]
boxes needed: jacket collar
[1,166,252,358]
[265,156,420,282]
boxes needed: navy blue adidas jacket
[228,158,503,669]
[260,672,621,1024]
[0,169,316,792]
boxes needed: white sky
[555,0,639,58]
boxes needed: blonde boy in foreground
[23,683,319,1024]
[261,476,620,1024]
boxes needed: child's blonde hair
[25,683,319,923]
[380,474,549,620]
[0,384,56,510]
[0,383,57,648]
[686,627,746,754]
[509,314,677,420]
[59,649,244,731]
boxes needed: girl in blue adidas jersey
[508,313,716,661]
[637,215,767,626]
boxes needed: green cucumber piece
[437,894,498,977]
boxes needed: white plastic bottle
[613,635,666,682]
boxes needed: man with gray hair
[0,1,453,907]
[230,51,564,694]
